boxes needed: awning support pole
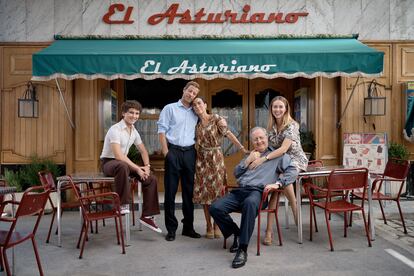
[55,78,75,129]
[336,76,360,128]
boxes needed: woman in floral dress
[192,97,248,239]
[248,96,308,245]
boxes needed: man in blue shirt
[157,81,201,241]
[209,127,298,268]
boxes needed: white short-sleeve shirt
[100,119,142,159]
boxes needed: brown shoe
[263,231,273,246]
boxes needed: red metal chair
[350,158,410,233]
[67,175,125,259]
[0,186,50,276]
[307,167,371,251]
[223,186,283,256]
[303,160,344,234]
[38,170,81,243]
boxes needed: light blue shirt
[157,100,198,147]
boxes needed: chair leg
[378,200,387,225]
[313,205,318,232]
[0,247,4,272]
[79,221,90,259]
[31,237,45,276]
[344,211,347,238]
[274,197,282,246]
[77,221,86,249]
[309,203,314,241]
[114,217,120,245]
[396,200,408,234]
[117,215,126,254]
[2,248,11,276]
[361,210,372,247]
[324,210,334,251]
[46,208,57,243]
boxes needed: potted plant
[300,131,316,160]
[388,141,409,160]
[2,155,62,213]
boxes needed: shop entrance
[206,78,295,185]
[124,78,297,188]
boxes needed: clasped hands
[136,166,150,180]
[246,150,266,170]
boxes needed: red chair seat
[313,200,362,212]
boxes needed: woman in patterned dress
[192,97,248,239]
[248,96,308,245]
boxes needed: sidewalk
[5,198,414,276]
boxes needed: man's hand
[136,166,149,181]
[248,155,265,169]
[264,182,282,193]
[143,166,150,176]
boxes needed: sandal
[206,228,214,239]
[263,231,273,246]
[214,227,223,239]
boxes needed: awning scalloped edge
[32,71,382,81]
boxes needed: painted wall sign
[139,59,277,75]
[103,3,308,25]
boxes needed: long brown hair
[267,96,296,132]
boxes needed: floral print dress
[193,114,227,204]
[268,121,308,172]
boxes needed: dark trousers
[164,146,196,234]
[101,159,160,217]
[209,187,262,246]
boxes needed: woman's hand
[248,155,266,169]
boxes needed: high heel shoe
[263,231,273,246]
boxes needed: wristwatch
[265,155,270,161]
[145,164,151,167]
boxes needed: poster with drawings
[343,133,387,173]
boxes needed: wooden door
[206,79,248,186]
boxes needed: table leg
[284,196,289,229]
[57,180,62,247]
[125,212,130,246]
[138,181,142,231]
[297,177,303,244]
[367,177,375,240]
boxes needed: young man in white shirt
[101,100,161,233]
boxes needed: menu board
[343,133,387,173]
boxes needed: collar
[178,99,192,110]
[119,119,135,131]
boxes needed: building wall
[0,0,414,42]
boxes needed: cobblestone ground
[375,213,414,248]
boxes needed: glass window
[211,90,243,156]
[255,89,281,128]
[125,79,187,155]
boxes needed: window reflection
[125,79,186,155]
[211,90,243,156]
[255,89,281,128]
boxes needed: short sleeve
[133,129,143,146]
[107,126,121,144]
[283,123,298,141]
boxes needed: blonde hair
[267,96,296,132]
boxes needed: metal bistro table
[56,173,142,247]
[294,166,374,244]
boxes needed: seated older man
[209,126,298,268]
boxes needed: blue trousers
[209,187,263,246]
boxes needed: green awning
[32,38,383,81]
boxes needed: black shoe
[182,229,201,238]
[165,232,176,241]
[229,235,239,253]
[232,249,247,268]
